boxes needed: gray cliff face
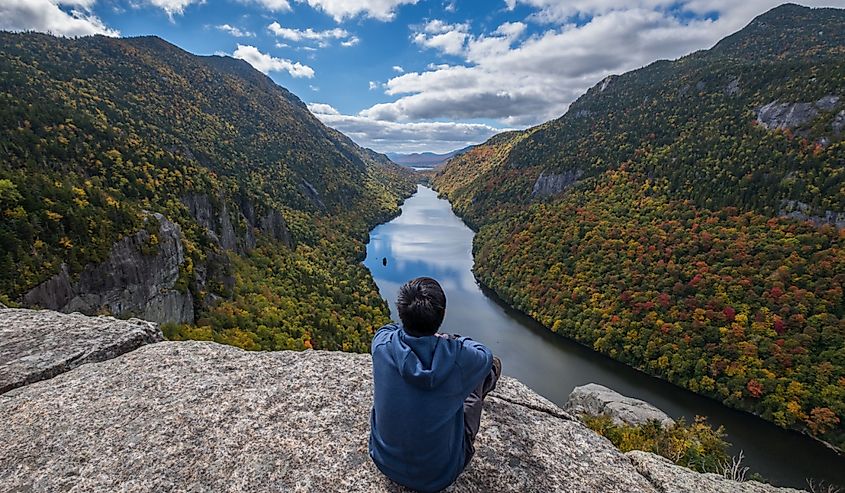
[260,209,292,245]
[0,309,162,394]
[23,213,194,324]
[755,96,841,131]
[564,383,676,428]
[725,78,741,96]
[182,193,241,251]
[815,95,840,112]
[756,102,818,130]
[301,179,327,210]
[531,169,583,198]
[780,200,845,230]
[833,110,845,134]
[183,193,292,253]
[0,310,802,493]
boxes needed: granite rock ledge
[0,309,803,493]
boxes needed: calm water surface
[364,185,844,489]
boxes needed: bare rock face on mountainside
[564,383,676,428]
[0,309,802,493]
[531,169,584,198]
[22,213,195,325]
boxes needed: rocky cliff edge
[0,308,802,493]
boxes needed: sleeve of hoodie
[457,337,493,396]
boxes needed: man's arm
[457,337,494,396]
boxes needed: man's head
[396,277,446,336]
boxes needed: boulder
[0,309,161,394]
[627,451,804,493]
[564,383,676,428]
[23,213,194,324]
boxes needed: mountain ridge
[433,3,845,451]
[387,146,474,168]
[0,31,415,351]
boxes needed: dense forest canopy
[434,4,845,451]
[0,31,415,352]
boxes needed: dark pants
[461,363,500,469]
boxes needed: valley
[433,3,845,456]
[0,2,843,490]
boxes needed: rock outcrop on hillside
[564,383,676,428]
[0,309,162,394]
[531,169,583,198]
[755,96,841,130]
[0,309,803,493]
[22,213,194,324]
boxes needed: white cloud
[412,20,471,56]
[363,1,842,127]
[145,0,199,17]
[267,21,358,48]
[369,81,380,90]
[392,65,405,73]
[309,103,340,114]
[341,36,360,47]
[495,21,526,38]
[295,0,419,21]
[308,103,503,153]
[0,0,118,37]
[268,22,348,41]
[232,44,315,78]
[215,24,254,37]
[239,0,292,11]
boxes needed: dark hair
[397,277,446,336]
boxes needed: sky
[1,0,842,153]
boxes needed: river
[363,185,843,489]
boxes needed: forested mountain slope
[434,4,845,450]
[0,32,415,352]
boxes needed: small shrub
[582,414,730,473]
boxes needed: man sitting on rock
[369,276,501,493]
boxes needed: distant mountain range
[387,146,474,168]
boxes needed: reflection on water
[364,185,844,488]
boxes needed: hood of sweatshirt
[389,327,460,390]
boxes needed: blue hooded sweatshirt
[369,323,493,493]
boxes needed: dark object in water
[383,258,388,266]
